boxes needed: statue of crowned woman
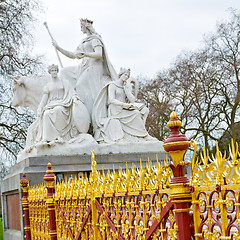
[93,68,153,143]
[50,20,153,144]
[52,18,117,128]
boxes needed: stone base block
[3,229,22,240]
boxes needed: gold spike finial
[167,111,182,128]
[170,111,177,119]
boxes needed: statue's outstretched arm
[52,40,77,59]
[57,46,77,59]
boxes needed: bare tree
[168,49,227,149]
[0,0,43,178]
[205,9,240,147]
[0,0,43,75]
[138,74,172,141]
[140,10,240,150]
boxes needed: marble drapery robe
[36,79,89,142]
[93,82,149,143]
[60,34,117,122]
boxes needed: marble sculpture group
[11,19,156,153]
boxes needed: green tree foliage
[0,0,43,176]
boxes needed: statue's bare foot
[55,137,65,144]
[35,140,49,148]
[25,145,34,153]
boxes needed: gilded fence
[28,186,49,240]
[191,140,240,239]
[26,154,178,239]
[19,112,240,240]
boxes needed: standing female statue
[52,19,117,123]
[93,68,151,143]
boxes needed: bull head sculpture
[8,75,24,86]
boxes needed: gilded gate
[20,112,240,240]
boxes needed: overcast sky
[33,0,240,78]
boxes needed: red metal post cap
[43,162,55,183]
[163,111,189,152]
[20,173,29,188]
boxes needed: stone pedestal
[1,141,166,240]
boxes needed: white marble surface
[36,64,90,143]
[93,68,151,143]
[17,136,163,162]
[53,18,118,122]
[11,75,49,113]
[12,19,163,160]
[12,65,90,148]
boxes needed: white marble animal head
[11,75,50,113]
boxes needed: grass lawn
[0,218,3,240]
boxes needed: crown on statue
[48,64,59,73]
[80,18,93,25]
[119,68,131,77]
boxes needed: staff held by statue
[43,22,63,68]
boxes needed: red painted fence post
[163,112,193,240]
[20,173,31,240]
[44,163,57,240]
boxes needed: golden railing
[28,185,50,240]
[19,112,240,240]
[26,153,180,240]
[53,153,175,240]
[191,140,240,239]
[25,142,240,240]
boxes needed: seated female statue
[35,64,90,143]
[93,68,151,143]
